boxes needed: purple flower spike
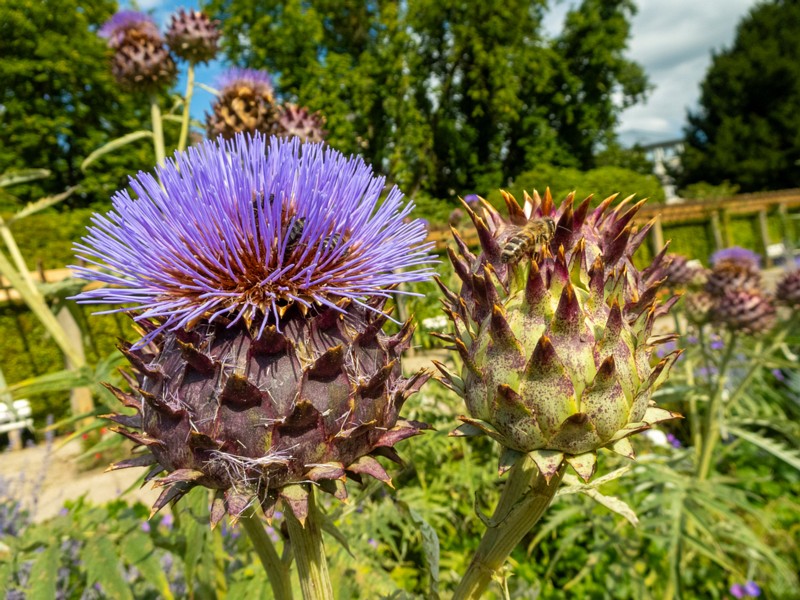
[99,10,160,48]
[730,584,746,599]
[73,135,435,345]
[744,581,761,597]
[218,67,274,95]
[710,246,761,268]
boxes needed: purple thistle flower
[743,581,761,597]
[463,194,481,206]
[72,135,435,345]
[218,67,274,96]
[710,339,724,351]
[710,246,761,269]
[140,521,151,533]
[99,10,160,48]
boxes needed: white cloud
[618,0,762,144]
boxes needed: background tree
[680,0,800,192]
[0,0,156,209]
[206,0,648,200]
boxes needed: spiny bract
[73,134,436,523]
[436,190,681,482]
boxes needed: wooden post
[651,214,665,254]
[710,211,724,251]
[721,208,733,247]
[757,209,772,267]
[56,307,94,418]
[778,203,795,263]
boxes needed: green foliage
[486,163,666,208]
[207,0,648,198]
[680,0,800,192]
[0,0,157,209]
[594,141,655,175]
[0,303,131,424]
[680,180,740,201]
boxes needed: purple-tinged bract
[74,134,434,345]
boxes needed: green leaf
[727,425,800,471]
[119,531,174,600]
[7,186,78,224]
[83,536,133,600]
[81,130,153,172]
[26,544,59,599]
[0,169,50,188]
[397,501,440,598]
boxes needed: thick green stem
[284,488,333,600]
[150,96,166,166]
[696,331,737,480]
[240,506,294,600]
[177,66,195,153]
[454,456,565,600]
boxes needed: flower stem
[150,96,166,166]
[696,331,737,480]
[284,487,333,600]
[240,506,294,600]
[177,65,195,153]
[454,455,565,600]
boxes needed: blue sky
[129,0,760,146]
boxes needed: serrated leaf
[26,544,59,599]
[579,487,639,527]
[119,532,174,600]
[397,501,440,598]
[81,130,153,171]
[727,425,800,471]
[83,536,133,600]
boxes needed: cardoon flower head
[706,247,762,298]
[275,104,328,143]
[99,10,160,49]
[664,253,704,287]
[437,189,681,481]
[99,10,176,92]
[710,246,761,269]
[207,69,278,140]
[74,134,436,523]
[776,267,800,309]
[165,9,221,64]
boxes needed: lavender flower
[73,135,434,345]
[731,584,746,599]
[743,581,761,597]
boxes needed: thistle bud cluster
[99,11,177,93]
[695,247,775,335]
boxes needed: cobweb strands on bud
[72,134,435,344]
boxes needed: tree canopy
[0,0,156,208]
[680,0,800,192]
[206,0,648,199]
